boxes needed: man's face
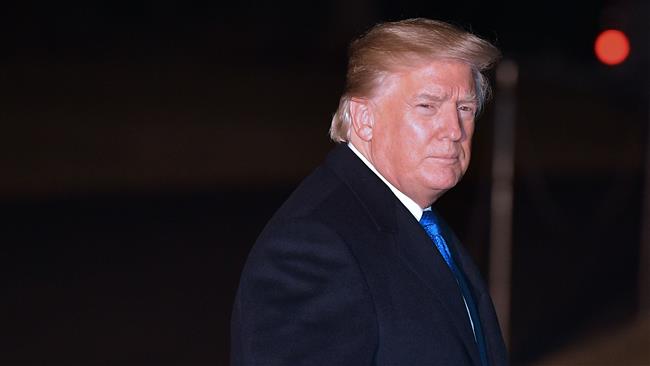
[368,60,477,207]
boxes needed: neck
[348,139,441,209]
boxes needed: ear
[349,97,374,142]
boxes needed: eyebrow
[459,96,478,104]
[413,92,477,103]
[414,93,445,102]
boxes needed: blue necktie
[420,210,489,366]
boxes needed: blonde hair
[329,18,501,142]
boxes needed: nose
[437,104,462,141]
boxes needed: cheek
[461,138,472,157]
[465,119,476,138]
[387,113,425,149]
[401,116,433,148]
[402,125,432,168]
[462,122,475,157]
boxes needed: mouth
[429,155,459,161]
[428,157,460,166]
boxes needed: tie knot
[419,210,442,236]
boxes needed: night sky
[1,1,645,67]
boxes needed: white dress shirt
[348,143,425,220]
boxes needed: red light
[594,29,630,66]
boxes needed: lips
[428,154,459,160]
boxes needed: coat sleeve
[230,218,378,366]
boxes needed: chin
[422,170,463,192]
[423,179,459,193]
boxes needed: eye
[417,103,441,112]
[458,105,475,113]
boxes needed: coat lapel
[325,144,483,365]
[394,203,482,365]
[445,224,508,366]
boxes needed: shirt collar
[348,142,426,221]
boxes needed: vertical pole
[639,68,650,316]
[489,58,518,348]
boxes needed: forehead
[380,59,475,99]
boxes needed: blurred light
[594,29,630,66]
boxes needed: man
[231,18,507,365]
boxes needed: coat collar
[324,144,399,233]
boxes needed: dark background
[2,0,648,365]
